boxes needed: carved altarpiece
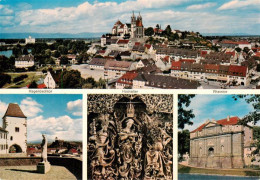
[87,94,173,180]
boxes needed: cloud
[27,115,82,142]
[1,0,259,34]
[218,0,260,10]
[187,3,216,10]
[67,99,82,116]
[0,4,13,15]
[0,101,8,125]
[20,97,43,117]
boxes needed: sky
[0,94,82,142]
[182,94,260,131]
[0,0,259,35]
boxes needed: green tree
[60,55,69,65]
[0,73,11,88]
[28,81,38,88]
[233,95,260,125]
[178,95,195,129]
[22,48,29,55]
[58,45,68,55]
[12,45,22,57]
[165,25,172,36]
[61,70,82,88]
[52,50,61,58]
[178,130,190,159]
[235,47,242,53]
[45,57,55,65]
[145,27,154,36]
[96,78,106,89]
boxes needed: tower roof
[3,103,27,118]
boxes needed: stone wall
[0,157,41,166]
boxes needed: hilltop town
[0,12,259,89]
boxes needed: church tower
[131,11,136,38]
[2,103,27,154]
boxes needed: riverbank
[178,164,260,177]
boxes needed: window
[10,136,13,141]
[208,147,214,156]
[15,127,19,132]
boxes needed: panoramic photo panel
[87,94,173,179]
[0,94,83,179]
[178,94,260,180]
[0,1,259,89]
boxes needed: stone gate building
[0,103,27,155]
[189,116,253,168]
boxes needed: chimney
[227,115,230,121]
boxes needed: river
[178,173,260,180]
[0,50,12,58]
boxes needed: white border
[0,88,259,180]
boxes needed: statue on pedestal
[41,134,48,162]
[37,134,51,174]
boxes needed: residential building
[89,58,110,70]
[15,54,34,68]
[104,60,135,80]
[44,71,62,89]
[25,36,35,44]
[133,74,200,89]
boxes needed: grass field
[3,72,44,88]
[178,164,260,177]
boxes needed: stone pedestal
[37,161,51,174]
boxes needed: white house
[44,71,61,89]
[25,36,35,44]
[1,103,27,155]
[15,54,34,68]
[0,128,8,154]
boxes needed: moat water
[179,173,260,180]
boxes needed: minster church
[112,11,144,39]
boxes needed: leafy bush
[13,74,28,83]
[0,73,11,87]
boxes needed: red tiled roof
[222,40,250,45]
[200,50,208,57]
[228,65,247,77]
[171,61,181,70]
[225,51,235,57]
[144,44,151,49]
[205,64,219,70]
[135,42,141,46]
[191,116,240,133]
[180,59,196,63]
[254,52,260,58]
[163,56,170,63]
[38,83,46,89]
[98,50,106,54]
[117,40,129,44]
[117,72,138,85]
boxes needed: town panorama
[0,13,259,89]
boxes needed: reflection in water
[178,174,260,180]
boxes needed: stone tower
[2,103,27,154]
[131,11,136,38]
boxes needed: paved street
[71,64,104,81]
[0,165,77,180]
